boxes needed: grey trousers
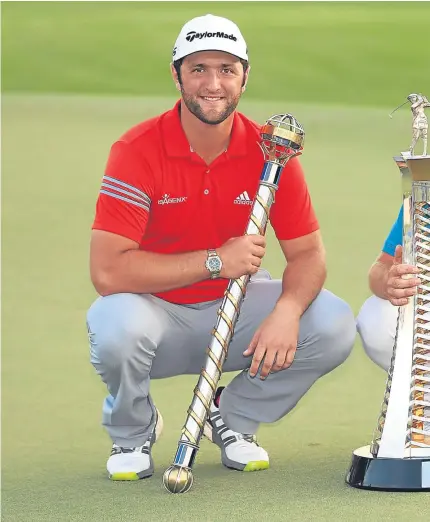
[86,271,356,447]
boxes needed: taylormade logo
[186,31,237,43]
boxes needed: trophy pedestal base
[346,445,430,491]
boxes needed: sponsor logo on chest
[156,191,254,206]
[234,191,253,205]
[158,193,187,205]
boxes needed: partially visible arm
[91,140,212,296]
[371,205,406,302]
[274,230,326,317]
[369,246,420,306]
[267,157,324,317]
[368,252,394,300]
[244,230,326,377]
[90,230,210,296]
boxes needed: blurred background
[2,2,430,521]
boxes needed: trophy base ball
[346,445,430,491]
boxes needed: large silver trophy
[346,94,430,491]
[162,114,305,494]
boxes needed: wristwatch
[205,249,223,279]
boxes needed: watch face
[208,257,221,271]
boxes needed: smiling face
[172,50,249,125]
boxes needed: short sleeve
[269,157,319,240]
[382,206,403,256]
[92,141,154,243]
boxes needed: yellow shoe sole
[243,461,270,472]
[109,472,140,481]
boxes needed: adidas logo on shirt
[234,191,253,205]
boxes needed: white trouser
[356,295,398,372]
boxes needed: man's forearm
[274,252,327,316]
[94,249,210,296]
[368,262,390,300]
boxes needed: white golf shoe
[107,408,163,480]
[204,387,269,471]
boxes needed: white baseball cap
[172,14,248,62]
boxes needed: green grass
[3,94,430,522]
[3,2,430,521]
[2,1,429,107]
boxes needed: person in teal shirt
[356,205,421,369]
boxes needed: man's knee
[356,295,397,372]
[86,293,160,373]
[305,290,357,370]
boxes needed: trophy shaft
[163,112,305,493]
[376,300,414,457]
[171,180,276,469]
[260,162,283,187]
[163,114,304,493]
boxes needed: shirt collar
[161,99,248,158]
[226,110,247,158]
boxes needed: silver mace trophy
[346,93,430,491]
[162,114,305,494]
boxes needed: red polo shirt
[92,100,319,304]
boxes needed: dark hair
[173,58,249,86]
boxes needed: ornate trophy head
[260,113,304,166]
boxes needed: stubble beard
[181,90,242,126]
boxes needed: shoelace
[207,411,259,446]
[242,434,259,445]
[111,437,152,456]
[111,445,137,456]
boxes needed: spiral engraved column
[163,114,305,493]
